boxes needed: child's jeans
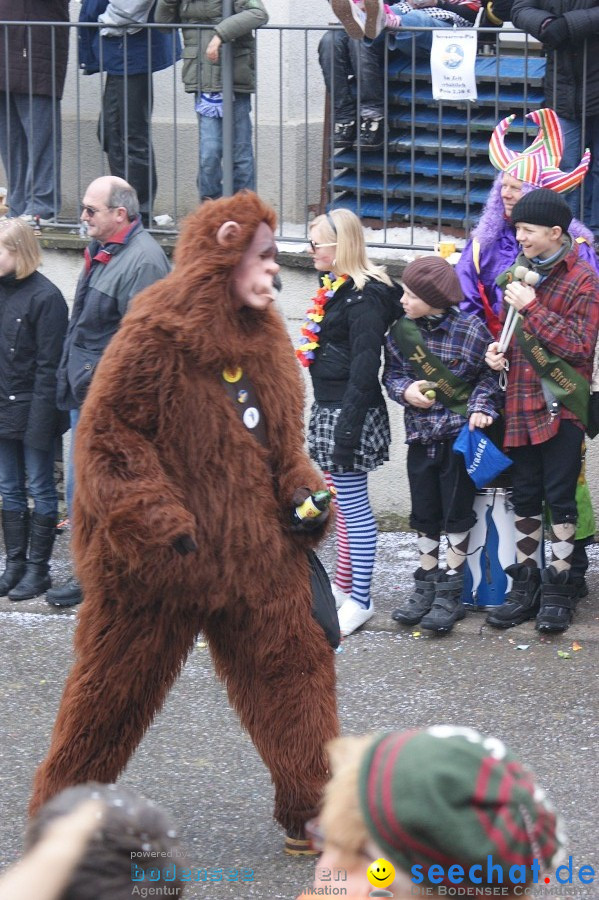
[198,93,254,200]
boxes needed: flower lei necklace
[296,272,348,367]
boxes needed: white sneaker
[19,214,54,225]
[364,0,387,39]
[337,598,374,637]
[331,0,366,39]
[332,583,352,611]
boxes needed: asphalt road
[0,529,597,899]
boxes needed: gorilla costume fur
[30,191,340,844]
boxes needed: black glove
[331,443,354,468]
[290,506,330,533]
[541,16,569,49]
[172,534,198,555]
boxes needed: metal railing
[0,19,593,249]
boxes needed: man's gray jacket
[56,221,170,410]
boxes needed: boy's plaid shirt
[383,307,503,448]
[500,245,599,448]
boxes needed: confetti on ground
[516,645,529,651]
[572,641,582,652]
[412,631,421,638]
[196,641,207,650]
[557,650,571,659]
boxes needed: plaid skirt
[308,403,391,474]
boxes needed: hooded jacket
[154,0,268,94]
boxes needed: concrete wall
[0,2,336,222]
[39,247,599,529]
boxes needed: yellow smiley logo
[367,857,395,890]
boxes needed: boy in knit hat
[486,188,599,634]
[296,726,564,899]
[383,256,502,634]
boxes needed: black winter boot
[0,509,29,595]
[485,564,541,629]
[392,568,440,625]
[8,512,56,601]
[570,540,589,599]
[420,572,465,634]
[46,576,83,608]
[536,566,578,634]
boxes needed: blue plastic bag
[453,424,512,489]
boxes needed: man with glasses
[46,176,170,609]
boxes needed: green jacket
[155,0,268,94]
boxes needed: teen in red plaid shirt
[486,188,599,634]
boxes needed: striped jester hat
[359,726,565,888]
[488,107,590,193]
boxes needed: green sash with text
[514,321,589,427]
[390,317,471,417]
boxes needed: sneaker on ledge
[331,0,366,39]
[333,120,357,148]
[355,116,385,150]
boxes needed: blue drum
[462,489,544,609]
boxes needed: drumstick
[497,305,519,354]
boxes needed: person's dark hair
[26,783,185,899]
[108,183,140,221]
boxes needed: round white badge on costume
[243,407,260,429]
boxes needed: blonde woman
[0,220,67,600]
[298,208,400,636]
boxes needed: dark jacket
[0,270,68,449]
[155,0,268,94]
[0,1,69,98]
[511,0,599,117]
[309,276,400,463]
[56,221,170,410]
[79,0,179,76]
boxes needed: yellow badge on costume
[223,367,243,383]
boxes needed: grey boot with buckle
[392,568,440,625]
[420,572,465,634]
[536,565,578,633]
[485,564,541,629]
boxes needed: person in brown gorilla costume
[29,190,340,852]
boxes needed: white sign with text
[430,30,477,101]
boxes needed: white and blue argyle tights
[330,471,377,609]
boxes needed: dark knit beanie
[511,187,572,233]
[402,256,463,309]
[358,727,564,888]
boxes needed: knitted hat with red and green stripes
[359,726,564,888]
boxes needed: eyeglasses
[80,204,117,217]
[308,240,337,252]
